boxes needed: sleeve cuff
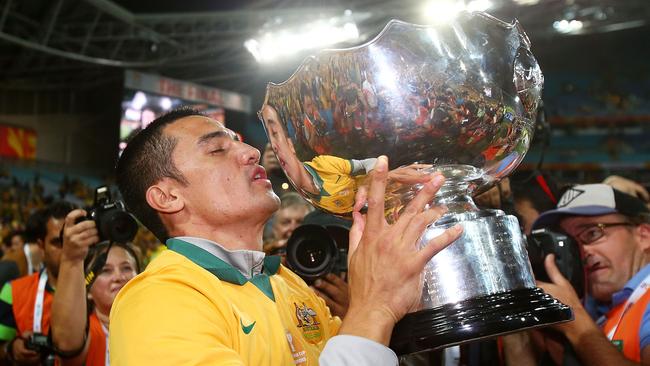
[320,335,398,366]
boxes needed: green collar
[303,162,330,198]
[167,238,280,301]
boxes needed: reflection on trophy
[259,12,572,355]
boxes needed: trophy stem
[433,184,478,215]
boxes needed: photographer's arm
[51,210,98,365]
[539,255,646,366]
[320,156,462,364]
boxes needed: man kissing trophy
[259,11,572,356]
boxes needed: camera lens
[286,225,338,280]
[101,210,138,243]
[295,240,332,270]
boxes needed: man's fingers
[365,156,389,229]
[416,225,463,268]
[399,205,448,250]
[64,209,87,227]
[544,254,568,285]
[394,174,445,232]
[64,210,96,238]
[311,287,333,304]
[353,184,368,213]
[314,276,346,303]
[348,211,365,264]
[324,273,347,287]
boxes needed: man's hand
[536,253,589,338]
[340,156,463,345]
[537,254,583,311]
[386,164,433,186]
[11,332,40,365]
[312,273,349,318]
[603,175,650,203]
[61,209,100,263]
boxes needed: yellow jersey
[109,239,340,365]
[304,155,368,214]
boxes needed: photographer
[0,202,75,365]
[515,184,650,365]
[263,192,313,261]
[285,210,351,318]
[50,209,139,366]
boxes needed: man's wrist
[563,306,599,344]
[338,305,397,346]
[60,253,86,265]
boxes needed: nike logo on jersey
[241,319,256,334]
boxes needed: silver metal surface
[420,210,535,308]
[260,12,541,216]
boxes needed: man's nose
[581,244,596,260]
[240,143,261,164]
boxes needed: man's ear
[635,223,650,251]
[145,179,184,214]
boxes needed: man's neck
[45,268,57,289]
[170,223,265,251]
[95,307,110,329]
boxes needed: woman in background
[50,209,140,366]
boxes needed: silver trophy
[259,12,571,354]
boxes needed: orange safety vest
[85,312,108,366]
[11,271,53,335]
[602,289,650,362]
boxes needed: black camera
[76,186,138,243]
[526,228,585,298]
[24,332,51,353]
[286,224,349,283]
[24,333,55,365]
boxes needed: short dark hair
[35,201,76,241]
[2,230,24,248]
[116,107,205,242]
[511,171,560,213]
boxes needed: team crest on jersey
[294,302,322,343]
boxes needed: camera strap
[605,273,650,340]
[33,270,48,333]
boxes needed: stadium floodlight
[244,13,360,63]
[424,0,492,23]
[553,19,584,34]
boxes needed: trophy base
[390,287,572,356]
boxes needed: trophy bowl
[259,11,572,355]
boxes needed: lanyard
[102,322,110,366]
[606,273,650,340]
[33,271,48,333]
[23,245,33,275]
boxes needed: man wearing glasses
[532,183,650,365]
